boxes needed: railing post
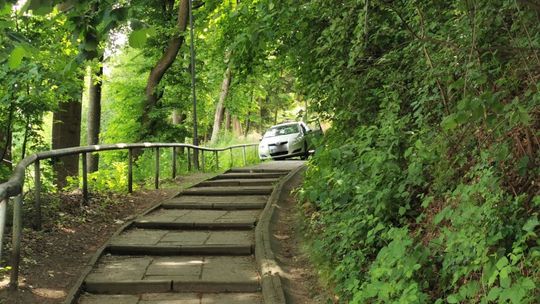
[242,146,247,166]
[0,198,7,263]
[172,147,177,179]
[193,149,200,171]
[9,194,23,290]
[229,147,233,168]
[34,160,42,230]
[81,153,88,202]
[201,150,205,172]
[128,148,133,193]
[254,145,258,162]
[155,147,160,190]
[214,151,219,171]
[187,147,192,172]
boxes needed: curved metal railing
[0,142,259,289]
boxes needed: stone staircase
[69,167,291,304]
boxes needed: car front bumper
[259,140,304,160]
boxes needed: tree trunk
[0,103,13,173]
[172,109,187,153]
[225,110,231,131]
[244,115,251,137]
[142,0,189,139]
[232,115,242,136]
[87,63,103,172]
[52,99,82,189]
[0,129,12,175]
[210,65,231,143]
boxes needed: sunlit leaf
[8,45,27,69]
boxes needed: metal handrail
[0,142,259,290]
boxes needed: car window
[263,124,301,138]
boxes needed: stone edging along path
[256,165,305,304]
[63,163,304,304]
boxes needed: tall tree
[141,0,189,139]
[86,62,103,172]
[52,98,82,189]
[210,65,231,143]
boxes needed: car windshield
[263,124,300,138]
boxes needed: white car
[258,122,311,160]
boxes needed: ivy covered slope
[261,1,539,303]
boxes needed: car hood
[260,133,300,146]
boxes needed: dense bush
[259,0,540,302]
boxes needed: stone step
[83,255,260,294]
[108,229,254,255]
[196,178,279,187]
[228,168,290,174]
[107,244,252,256]
[169,195,268,204]
[133,220,256,230]
[134,209,260,230]
[212,172,286,180]
[162,201,266,210]
[181,186,274,196]
[162,195,268,210]
[78,292,263,304]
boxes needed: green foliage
[246,0,540,302]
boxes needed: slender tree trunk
[244,115,251,137]
[232,115,242,136]
[142,0,189,139]
[259,97,263,132]
[243,89,253,137]
[172,110,187,153]
[225,110,231,131]
[52,99,82,189]
[0,103,14,171]
[87,63,103,172]
[21,115,30,159]
[0,129,12,174]
[210,65,231,143]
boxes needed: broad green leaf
[522,216,539,233]
[499,268,511,289]
[129,29,151,49]
[441,115,457,131]
[8,45,27,69]
[496,257,508,270]
[447,294,459,303]
[486,287,501,301]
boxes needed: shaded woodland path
[68,161,305,304]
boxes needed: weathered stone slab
[162,195,268,210]
[213,172,286,179]
[228,168,290,174]
[181,186,274,196]
[78,293,263,304]
[108,227,255,255]
[196,178,279,187]
[169,195,268,204]
[78,294,140,304]
[84,255,259,294]
[137,209,260,225]
[86,256,151,282]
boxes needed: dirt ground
[0,173,213,304]
[271,168,335,303]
